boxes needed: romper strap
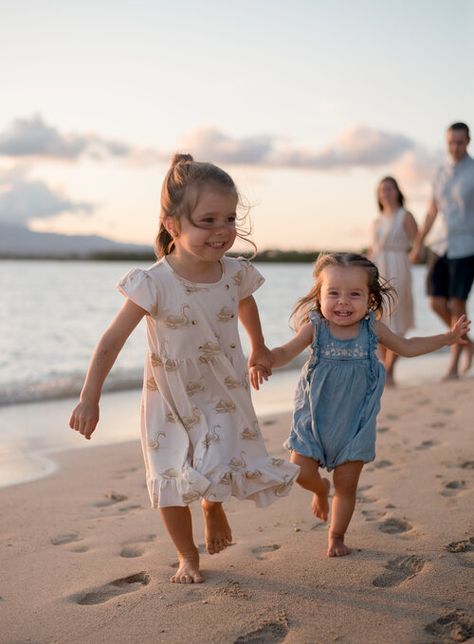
[305,310,321,383]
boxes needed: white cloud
[0,115,131,161]
[0,170,94,225]
[180,124,417,170]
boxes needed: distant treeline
[86,248,371,263]
[6,248,431,263]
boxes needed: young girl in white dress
[369,176,418,385]
[69,154,299,584]
[250,252,469,558]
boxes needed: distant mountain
[0,223,153,258]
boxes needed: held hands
[248,344,273,391]
[409,243,423,264]
[249,363,271,390]
[69,399,100,440]
[445,314,471,345]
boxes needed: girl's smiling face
[167,184,238,262]
[319,266,370,329]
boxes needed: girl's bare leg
[201,499,232,554]
[290,452,330,521]
[327,460,364,557]
[160,506,204,583]
[384,350,398,387]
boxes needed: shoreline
[1,376,473,643]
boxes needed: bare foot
[327,533,352,557]
[311,477,330,521]
[442,371,459,382]
[170,548,204,584]
[201,500,232,554]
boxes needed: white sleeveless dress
[371,208,414,335]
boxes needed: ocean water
[1,259,472,407]
[1,259,473,489]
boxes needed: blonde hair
[291,252,396,329]
[155,153,255,257]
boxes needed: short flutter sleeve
[117,268,158,316]
[234,257,265,300]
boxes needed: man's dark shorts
[426,251,474,301]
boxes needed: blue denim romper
[285,311,386,471]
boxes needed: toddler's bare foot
[171,548,204,584]
[201,500,232,554]
[311,477,330,521]
[327,532,352,557]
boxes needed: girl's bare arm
[69,299,147,439]
[375,316,471,358]
[238,295,272,372]
[271,322,314,368]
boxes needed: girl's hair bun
[171,153,194,166]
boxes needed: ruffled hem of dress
[147,457,299,509]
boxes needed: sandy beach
[1,377,473,643]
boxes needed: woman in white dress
[369,176,418,385]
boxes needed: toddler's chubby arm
[238,295,272,374]
[375,315,471,358]
[250,322,314,390]
[69,299,147,440]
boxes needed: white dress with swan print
[117,256,299,508]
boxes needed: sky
[1,0,473,251]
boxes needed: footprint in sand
[120,546,144,558]
[434,408,454,415]
[94,492,128,508]
[118,504,143,513]
[374,459,393,469]
[378,518,412,534]
[446,537,474,553]
[74,572,150,605]
[441,480,466,496]
[445,537,474,569]
[51,532,81,546]
[362,509,386,522]
[51,533,90,553]
[357,493,378,504]
[460,460,474,470]
[424,609,474,642]
[214,580,250,600]
[251,544,281,560]
[120,534,157,558]
[430,421,446,429]
[372,555,425,587]
[415,440,437,450]
[234,613,289,643]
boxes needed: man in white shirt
[411,122,474,379]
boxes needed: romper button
[230,343,236,349]
[192,320,198,325]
